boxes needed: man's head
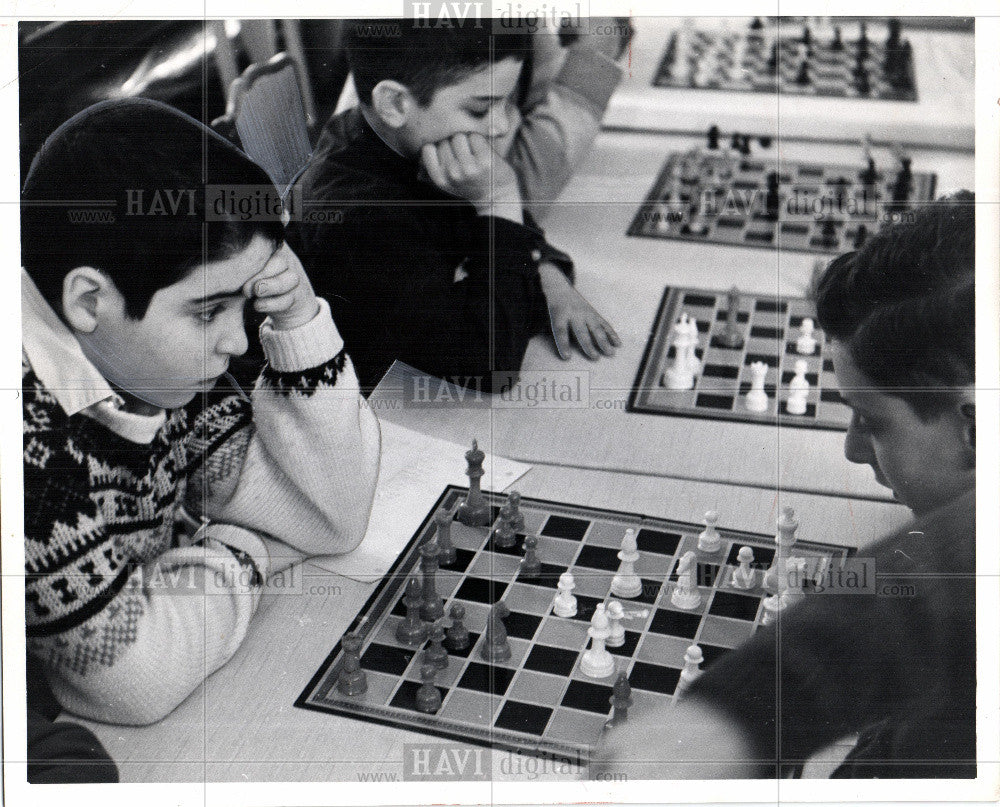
[21,98,285,410]
[814,192,975,514]
[347,20,530,156]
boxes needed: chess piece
[831,26,843,51]
[683,195,710,237]
[506,491,525,532]
[610,528,642,598]
[434,509,457,566]
[419,538,445,622]
[456,440,489,526]
[424,623,449,669]
[445,603,470,651]
[605,600,626,648]
[794,59,810,86]
[415,663,442,713]
[731,546,757,589]
[707,124,720,150]
[663,313,697,390]
[745,360,769,413]
[749,17,764,31]
[764,171,780,221]
[553,572,578,617]
[763,506,798,592]
[818,220,838,249]
[781,556,808,607]
[396,577,429,645]
[493,503,517,549]
[718,287,744,349]
[580,604,616,678]
[480,601,511,662]
[856,21,869,59]
[336,632,368,696]
[697,510,722,553]
[886,17,901,48]
[520,533,541,578]
[786,359,810,416]
[796,318,817,355]
[676,644,704,695]
[671,550,702,610]
[854,64,871,97]
[605,673,633,728]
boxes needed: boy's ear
[370,80,414,128]
[62,267,111,334]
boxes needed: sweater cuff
[559,44,623,115]
[202,522,271,587]
[259,296,344,372]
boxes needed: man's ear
[62,267,112,334]
[958,392,975,451]
[370,80,414,128]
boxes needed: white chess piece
[670,551,702,610]
[654,202,672,233]
[697,510,722,553]
[580,604,616,678]
[663,313,696,390]
[745,360,769,412]
[606,601,626,648]
[780,556,808,606]
[786,359,810,415]
[553,572,578,618]
[610,528,642,598]
[684,316,702,373]
[676,644,704,695]
[730,546,757,589]
[796,317,817,354]
[763,507,798,592]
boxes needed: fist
[243,242,320,331]
[420,132,520,211]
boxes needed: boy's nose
[488,105,513,139]
[217,326,248,358]
[843,424,875,466]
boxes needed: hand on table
[539,264,621,361]
[243,242,320,331]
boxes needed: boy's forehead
[174,236,278,300]
[438,56,523,100]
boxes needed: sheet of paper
[311,420,531,580]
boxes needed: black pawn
[605,673,633,729]
[445,603,470,652]
[831,26,843,51]
[860,156,878,187]
[415,664,442,713]
[507,491,525,532]
[718,286,744,349]
[424,623,448,669]
[493,507,516,549]
[886,17,901,48]
[434,510,457,566]
[857,22,869,58]
[820,220,838,248]
[520,534,542,578]
[480,602,511,663]
[766,43,779,74]
[801,24,811,47]
[739,135,752,157]
[764,171,780,220]
[749,17,764,31]
[396,577,429,645]
[336,632,368,696]
[795,59,810,86]
[707,125,720,150]
[729,131,742,151]
[854,65,871,97]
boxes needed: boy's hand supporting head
[420,132,522,221]
[243,242,321,331]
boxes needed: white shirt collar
[22,268,166,443]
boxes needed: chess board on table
[626,149,937,256]
[297,486,851,759]
[653,22,918,101]
[628,286,852,431]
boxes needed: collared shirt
[21,268,166,444]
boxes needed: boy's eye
[197,305,224,323]
[467,107,490,119]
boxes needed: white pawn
[606,600,626,648]
[553,572,578,618]
[580,604,616,679]
[745,360,769,412]
[654,202,672,234]
[684,315,702,373]
[676,644,704,696]
[796,317,817,354]
[670,550,702,610]
[697,510,722,553]
[730,546,757,589]
[610,528,642,598]
[663,313,696,390]
[786,359,810,416]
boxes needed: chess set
[628,285,851,431]
[297,444,852,760]
[653,18,918,102]
[625,133,937,256]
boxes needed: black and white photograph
[1,1,997,804]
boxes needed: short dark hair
[813,192,975,419]
[347,19,530,106]
[21,97,285,320]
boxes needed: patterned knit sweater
[23,298,381,725]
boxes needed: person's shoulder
[869,490,975,576]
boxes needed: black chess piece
[856,22,869,59]
[831,26,844,51]
[758,135,773,149]
[739,135,752,157]
[886,17,901,48]
[795,59,810,86]
[766,42,779,74]
[424,623,449,669]
[605,673,633,728]
[456,440,489,526]
[434,509,457,566]
[445,603,470,651]
[396,577,429,645]
[336,633,368,696]
[801,24,811,47]
[820,220,838,248]
[520,534,542,578]
[764,171,780,221]
[729,131,742,151]
[860,156,878,187]
[415,664,442,713]
[419,538,445,622]
[707,125,720,150]
[506,491,525,532]
[492,505,517,549]
[480,601,511,663]
[854,65,871,97]
[718,286,744,349]
[750,16,764,31]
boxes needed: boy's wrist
[260,296,344,372]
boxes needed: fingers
[421,142,447,188]
[467,132,491,162]
[589,321,617,357]
[450,133,476,172]
[549,313,572,360]
[570,317,600,360]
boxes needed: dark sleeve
[294,196,571,393]
[687,492,976,767]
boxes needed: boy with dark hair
[593,194,976,779]
[21,98,381,728]
[290,20,620,392]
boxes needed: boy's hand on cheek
[244,243,321,331]
[421,133,522,217]
[539,264,621,361]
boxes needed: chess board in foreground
[297,486,851,759]
[653,21,917,101]
[628,286,851,430]
[626,149,937,256]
